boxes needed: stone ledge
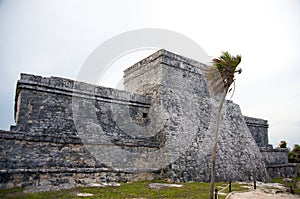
[260,147,289,152]
[17,74,151,108]
[113,137,160,148]
[266,163,297,168]
[0,130,82,144]
[0,130,161,148]
[0,167,160,174]
[244,116,269,127]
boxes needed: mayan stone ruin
[0,49,296,191]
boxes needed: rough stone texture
[260,147,296,178]
[167,101,269,182]
[244,116,269,147]
[242,116,294,178]
[260,148,289,165]
[1,72,159,190]
[266,164,297,178]
[124,50,268,182]
[0,130,158,191]
[0,49,294,191]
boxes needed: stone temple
[0,49,296,191]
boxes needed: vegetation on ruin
[289,144,300,163]
[279,140,287,148]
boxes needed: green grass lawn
[0,180,250,199]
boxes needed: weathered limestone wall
[167,101,269,182]
[260,147,296,178]
[244,115,296,178]
[14,73,151,136]
[266,164,297,178]
[0,73,159,190]
[0,130,138,191]
[124,50,208,98]
[244,116,269,147]
[261,148,289,165]
[124,49,268,182]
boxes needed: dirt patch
[227,189,300,199]
[226,181,300,199]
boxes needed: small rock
[283,178,292,183]
[86,183,104,187]
[149,183,183,189]
[5,182,14,189]
[102,182,121,187]
[77,193,93,197]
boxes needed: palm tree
[205,51,242,199]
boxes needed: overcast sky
[0,0,299,148]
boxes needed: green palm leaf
[206,51,242,96]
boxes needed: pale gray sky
[0,0,300,148]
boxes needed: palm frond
[205,51,242,97]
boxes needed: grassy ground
[0,180,249,199]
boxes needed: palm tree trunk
[209,88,228,199]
